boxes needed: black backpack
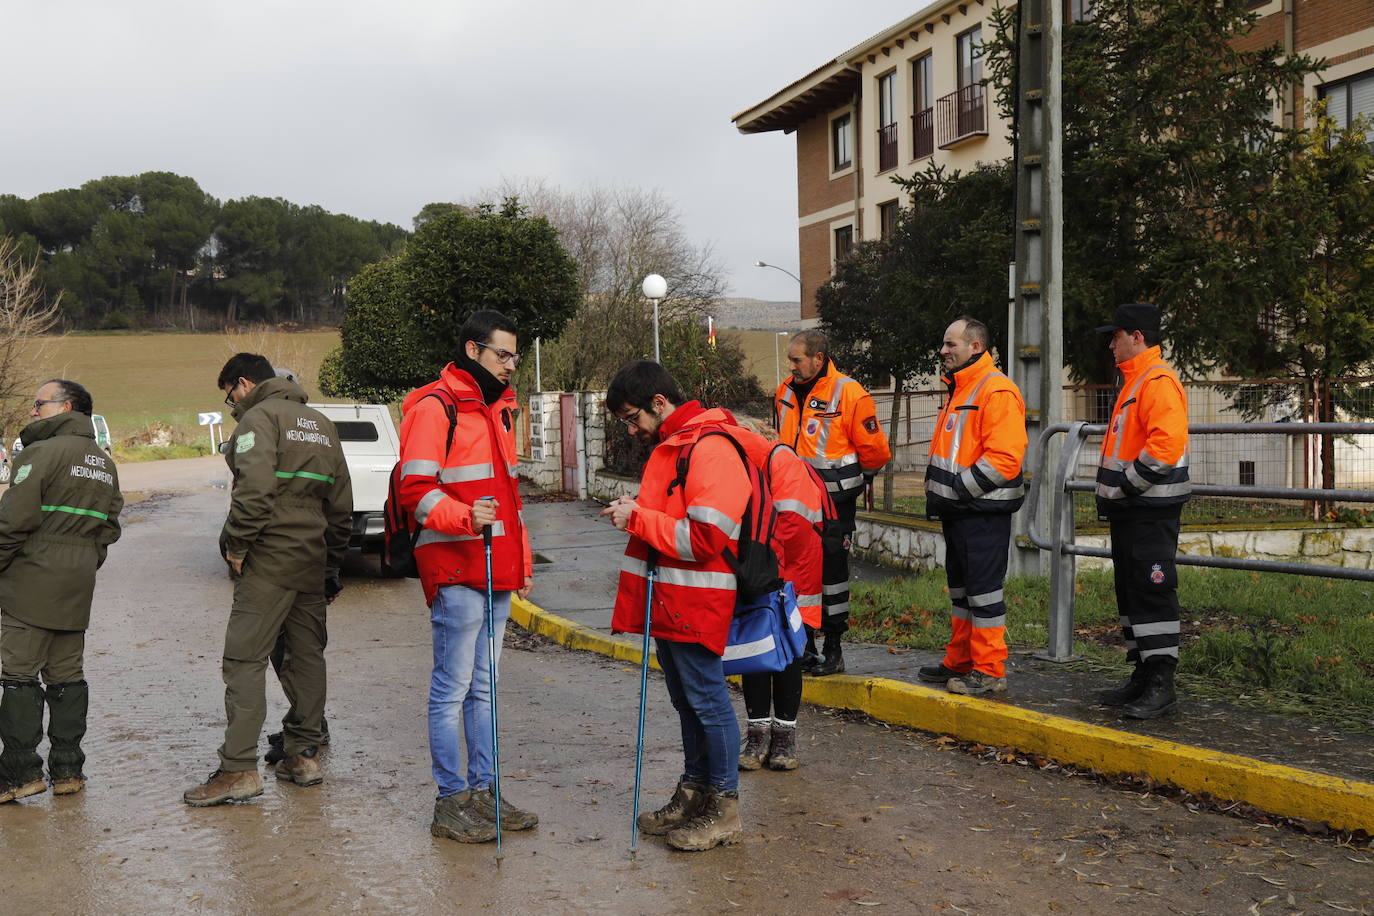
[667,428,782,602]
[382,390,458,578]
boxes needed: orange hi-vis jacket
[611,403,751,655]
[774,360,891,497]
[1096,346,1191,513]
[397,363,532,606]
[727,426,825,630]
[926,352,1028,517]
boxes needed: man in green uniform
[0,379,122,803]
[184,353,351,806]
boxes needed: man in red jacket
[396,310,536,844]
[603,361,751,852]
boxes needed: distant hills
[708,298,802,330]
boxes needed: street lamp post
[773,331,789,388]
[756,261,803,389]
[642,273,667,363]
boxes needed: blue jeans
[429,585,510,798]
[654,638,739,792]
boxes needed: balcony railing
[936,84,987,148]
[912,107,934,160]
[877,122,898,172]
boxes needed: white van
[309,403,400,551]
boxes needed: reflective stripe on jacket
[773,361,891,495]
[729,428,824,630]
[926,352,1027,517]
[1096,347,1191,512]
[398,363,532,606]
[611,404,750,655]
[0,411,123,631]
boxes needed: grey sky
[5,0,917,305]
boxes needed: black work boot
[738,721,769,771]
[918,663,968,684]
[1098,664,1148,707]
[810,631,845,677]
[1121,657,1178,719]
[45,681,88,788]
[0,681,46,795]
[799,627,821,672]
[637,779,708,836]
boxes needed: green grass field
[17,329,341,449]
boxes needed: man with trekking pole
[395,310,536,844]
[602,360,752,852]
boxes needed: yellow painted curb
[511,597,1374,834]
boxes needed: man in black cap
[1093,304,1191,719]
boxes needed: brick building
[734,0,1374,323]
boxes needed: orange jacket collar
[401,362,515,414]
[942,351,997,392]
[1116,345,1165,380]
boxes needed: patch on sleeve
[863,417,880,434]
[235,431,256,454]
[13,464,30,485]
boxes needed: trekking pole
[481,498,503,865]
[630,551,657,857]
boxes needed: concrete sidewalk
[516,490,1374,834]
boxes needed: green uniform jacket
[220,377,352,593]
[0,411,123,631]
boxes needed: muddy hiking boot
[918,663,968,684]
[50,776,85,796]
[766,724,799,771]
[265,718,330,766]
[666,788,743,852]
[946,670,1007,696]
[469,786,539,831]
[431,791,498,844]
[1098,664,1149,707]
[738,721,769,771]
[183,769,264,806]
[0,777,47,804]
[1121,658,1178,720]
[274,747,323,787]
[637,779,708,836]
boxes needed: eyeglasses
[223,383,241,407]
[616,408,644,429]
[475,341,521,367]
[33,398,66,411]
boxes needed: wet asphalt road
[1,463,1372,914]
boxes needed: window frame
[956,25,983,90]
[831,111,853,172]
[878,200,900,240]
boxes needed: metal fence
[1026,421,1374,662]
[862,377,1374,525]
[531,377,1374,523]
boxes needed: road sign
[199,412,223,426]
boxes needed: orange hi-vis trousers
[939,514,1011,679]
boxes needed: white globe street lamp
[642,274,667,363]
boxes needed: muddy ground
[2,462,1371,914]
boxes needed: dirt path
[1,483,1370,914]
